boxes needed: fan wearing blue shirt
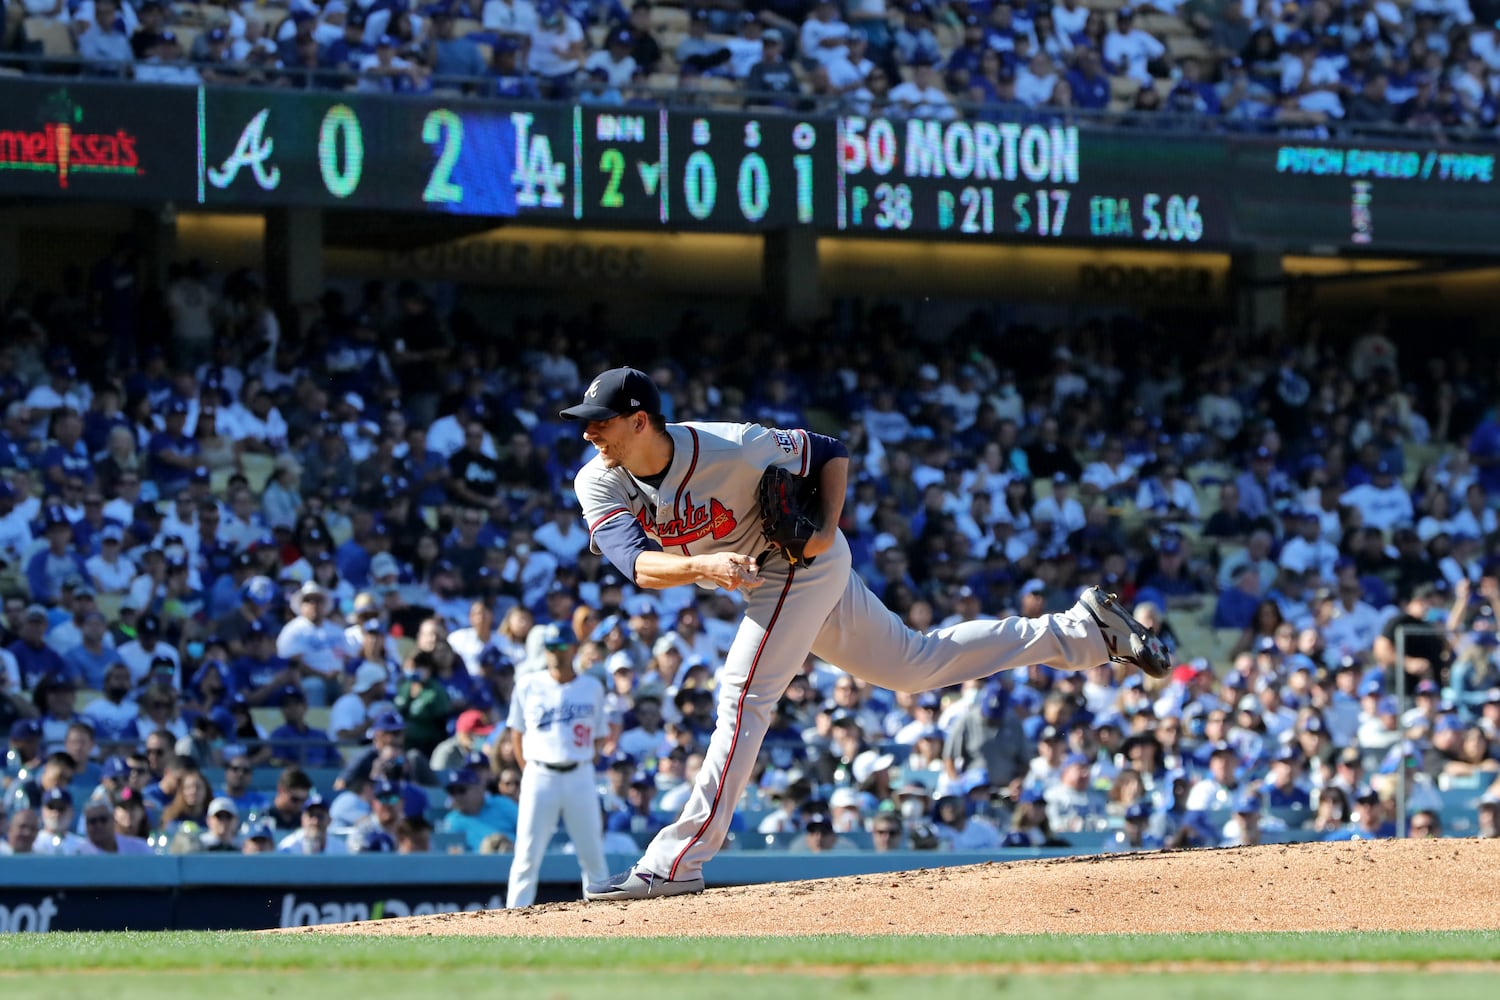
[147,399,201,497]
[1065,47,1111,108]
[438,767,519,851]
[37,410,94,497]
[26,511,90,606]
[231,622,299,706]
[10,604,77,689]
[267,686,344,768]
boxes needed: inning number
[599,148,625,208]
[421,109,464,204]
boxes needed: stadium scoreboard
[3,79,1498,254]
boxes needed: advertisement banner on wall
[0,81,196,200]
[0,890,174,932]
[176,885,510,930]
[0,884,550,932]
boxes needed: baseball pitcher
[560,367,1168,901]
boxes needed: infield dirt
[286,838,1500,937]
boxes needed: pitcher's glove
[756,466,821,566]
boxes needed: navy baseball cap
[43,787,73,810]
[372,710,406,733]
[560,367,660,422]
[445,767,483,790]
[541,622,577,648]
[10,718,42,741]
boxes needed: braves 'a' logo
[586,378,602,398]
[636,493,737,547]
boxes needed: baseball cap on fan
[559,367,660,422]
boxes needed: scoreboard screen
[3,78,1499,254]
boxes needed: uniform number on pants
[573,723,590,748]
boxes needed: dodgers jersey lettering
[577,422,810,565]
[507,671,607,765]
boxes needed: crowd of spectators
[10,0,1500,132]
[3,239,1500,863]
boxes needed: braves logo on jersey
[634,492,738,547]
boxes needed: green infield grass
[3,931,1498,999]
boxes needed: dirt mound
[287,839,1500,937]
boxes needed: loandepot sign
[279,892,504,926]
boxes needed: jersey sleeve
[740,425,815,476]
[592,677,607,734]
[574,461,660,578]
[505,680,526,733]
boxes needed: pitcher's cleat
[1076,586,1171,679]
[584,865,706,901]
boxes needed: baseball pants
[638,532,1110,881]
[506,764,610,908]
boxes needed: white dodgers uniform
[505,670,610,908]
[575,421,1115,883]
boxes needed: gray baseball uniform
[574,419,1113,882]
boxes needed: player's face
[581,414,640,469]
[545,644,576,678]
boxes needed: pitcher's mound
[287,839,1500,937]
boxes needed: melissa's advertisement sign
[0,82,195,200]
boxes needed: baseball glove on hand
[756,466,822,566]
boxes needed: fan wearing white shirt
[276,583,350,707]
[483,0,538,40]
[1278,511,1339,582]
[1339,464,1413,533]
[1319,582,1387,663]
[887,58,957,120]
[235,390,290,453]
[528,0,585,95]
[532,506,590,567]
[825,34,874,90]
[583,28,639,86]
[1032,474,1086,547]
[1081,440,1139,500]
[448,600,502,676]
[800,0,851,65]
[426,402,498,460]
[1133,461,1200,524]
[1450,486,1498,538]
[1102,7,1166,85]
[1052,0,1089,39]
[1279,33,1344,117]
[85,528,135,594]
[726,13,766,78]
[1014,51,1058,106]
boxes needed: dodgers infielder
[504,622,611,908]
[560,367,1169,901]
